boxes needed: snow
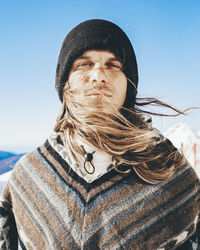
[164,123,200,177]
[0,170,12,194]
[0,170,12,182]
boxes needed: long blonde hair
[54,82,186,184]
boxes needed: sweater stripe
[18,164,79,249]
[72,163,193,243]
[115,187,200,250]
[9,176,58,249]
[84,168,196,248]
[96,187,199,250]
[82,162,191,242]
[86,174,132,206]
[43,141,89,189]
[20,155,81,247]
[18,236,28,250]
[38,146,139,215]
[85,162,192,214]
[84,178,129,214]
[36,149,86,210]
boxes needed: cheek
[114,73,127,91]
[114,74,127,102]
[68,72,88,89]
[118,82,127,101]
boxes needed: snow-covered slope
[164,123,200,177]
[0,170,12,182]
[0,170,12,194]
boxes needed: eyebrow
[78,56,90,60]
[77,56,122,64]
[78,55,119,60]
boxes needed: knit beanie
[55,19,138,108]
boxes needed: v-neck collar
[48,132,114,183]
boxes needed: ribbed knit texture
[0,139,200,249]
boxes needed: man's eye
[76,62,92,69]
[106,63,121,69]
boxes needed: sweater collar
[48,132,113,183]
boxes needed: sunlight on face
[68,50,127,109]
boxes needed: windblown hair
[54,81,187,184]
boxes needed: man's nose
[89,67,107,85]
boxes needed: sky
[0,0,200,153]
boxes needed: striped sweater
[0,138,200,249]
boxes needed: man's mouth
[87,91,112,97]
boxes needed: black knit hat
[55,19,138,108]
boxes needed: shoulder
[4,142,48,187]
[161,160,200,199]
[152,161,200,248]
[158,160,200,224]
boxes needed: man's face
[68,50,127,109]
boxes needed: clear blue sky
[0,0,200,153]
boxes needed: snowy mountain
[0,153,24,175]
[0,151,16,161]
[164,123,200,177]
[0,151,24,193]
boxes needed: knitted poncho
[0,136,200,249]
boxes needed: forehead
[75,49,118,61]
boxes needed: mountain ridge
[0,153,25,175]
[0,151,17,161]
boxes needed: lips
[87,90,112,97]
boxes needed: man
[0,19,200,249]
